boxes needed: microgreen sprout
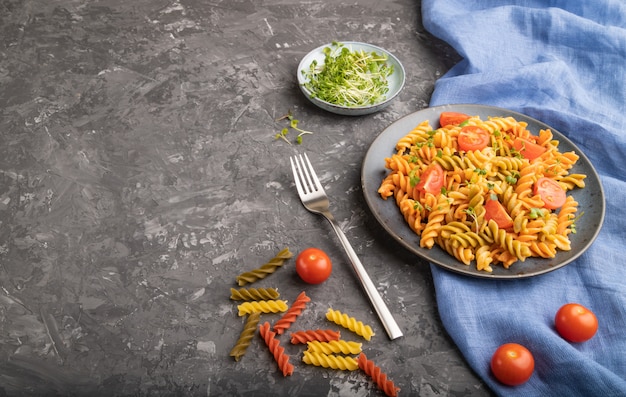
[569,211,584,234]
[529,207,546,219]
[275,110,317,145]
[301,41,393,107]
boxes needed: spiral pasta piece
[273,291,310,335]
[258,322,294,376]
[326,308,375,341]
[235,248,293,286]
[306,340,362,355]
[230,287,279,301]
[237,300,288,316]
[377,114,586,272]
[229,312,260,361]
[357,353,400,397]
[290,329,341,344]
[302,350,358,371]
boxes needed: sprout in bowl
[297,41,405,116]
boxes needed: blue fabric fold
[421,1,626,395]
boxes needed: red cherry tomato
[415,163,446,195]
[534,177,567,209]
[458,126,491,152]
[484,197,514,229]
[440,111,470,127]
[512,137,546,160]
[295,248,332,284]
[491,343,535,386]
[555,303,598,343]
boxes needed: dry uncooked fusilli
[358,353,400,397]
[229,312,260,361]
[305,340,362,355]
[237,300,288,316]
[325,308,375,341]
[273,291,310,335]
[230,287,280,301]
[258,321,294,376]
[302,350,358,371]
[290,329,341,344]
[235,248,293,286]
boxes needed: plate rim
[361,104,606,279]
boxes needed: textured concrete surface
[0,0,492,396]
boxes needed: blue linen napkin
[421,1,626,396]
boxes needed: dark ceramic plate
[361,104,605,279]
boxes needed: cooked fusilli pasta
[377,114,586,272]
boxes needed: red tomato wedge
[440,111,470,127]
[415,163,445,195]
[534,177,566,209]
[484,197,514,229]
[512,137,546,160]
[458,126,491,152]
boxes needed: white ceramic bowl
[297,41,406,116]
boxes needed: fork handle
[322,212,403,340]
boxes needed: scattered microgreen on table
[301,41,393,107]
[275,110,316,145]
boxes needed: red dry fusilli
[258,321,294,376]
[358,353,400,397]
[290,329,341,344]
[273,291,311,334]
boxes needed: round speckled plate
[361,104,605,279]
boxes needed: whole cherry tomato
[555,303,598,343]
[490,343,535,386]
[295,248,332,284]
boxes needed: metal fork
[290,153,403,340]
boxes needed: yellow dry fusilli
[305,340,362,355]
[302,350,359,371]
[378,114,586,272]
[325,308,375,341]
[237,300,288,316]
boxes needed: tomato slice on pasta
[415,163,445,195]
[484,197,514,229]
[512,137,546,160]
[458,126,490,151]
[439,111,470,127]
[534,177,566,209]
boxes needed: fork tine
[302,153,323,193]
[290,156,306,198]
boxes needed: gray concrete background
[0,0,492,395]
